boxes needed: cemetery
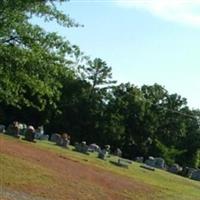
[1,123,199,183]
[1,1,200,199]
[0,132,200,200]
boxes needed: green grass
[1,134,200,200]
[0,153,55,187]
[36,139,200,200]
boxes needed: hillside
[0,134,200,200]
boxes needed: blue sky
[32,0,200,109]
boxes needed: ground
[0,134,200,200]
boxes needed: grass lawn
[36,139,200,200]
[1,134,200,200]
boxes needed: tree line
[0,0,200,168]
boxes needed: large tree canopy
[0,0,78,110]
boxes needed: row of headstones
[74,142,123,160]
[2,124,121,160]
[51,133,70,148]
[4,125,198,180]
[2,125,113,161]
[0,122,48,142]
[167,164,200,181]
[73,141,110,160]
[135,156,200,181]
[50,134,112,160]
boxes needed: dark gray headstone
[145,156,155,167]
[0,124,5,133]
[191,170,200,181]
[154,157,165,169]
[169,164,182,174]
[136,156,144,163]
[98,149,108,160]
[51,133,60,143]
[75,142,89,154]
[88,143,100,152]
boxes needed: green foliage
[151,140,186,165]
[192,149,200,169]
[0,0,77,110]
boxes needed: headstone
[115,148,122,157]
[168,164,182,174]
[62,138,70,148]
[105,145,111,152]
[24,125,35,142]
[98,145,110,160]
[98,149,108,160]
[61,133,70,148]
[115,158,131,168]
[35,126,44,139]
[75,142,81,152]
[19,123,27,136]
[135,156,144,163]
[191,170,200,181]
[154,157,165,169]
[6,121,20,138]
[51,133,61,143]
[54,133,70,148]
[140,164,155,171]
[0,124,5,133]
[181,167,189,177]
[56,136,63,146]
[88,143,100,152]
[40,134,49,140]
[145,156,155,167]
[188,168,197,178]
[75,141,89,154]
[145,157,165,169]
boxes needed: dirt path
[0,137,156,200]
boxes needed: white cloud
[115,0,200,26]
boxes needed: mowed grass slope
[0,134,200,200]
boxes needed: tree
[106,83,147,158]
[177,110,200,167]
[61,58,117,144]
[0,0,78,111]
[78,58,116,98]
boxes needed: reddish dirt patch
[0,137,156,200]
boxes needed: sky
[32,0,200,109]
